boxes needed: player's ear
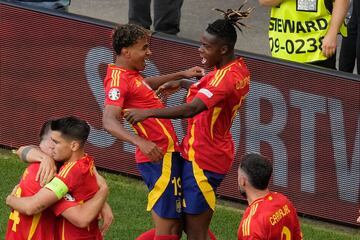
[220,45,229,55]
[70,141,80,152]
[121,47,131,58]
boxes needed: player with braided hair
[124,5,252,239]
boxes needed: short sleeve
[104,69,129,107]
[195,75,230,109]
[51,193,79,216]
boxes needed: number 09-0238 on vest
[268,0,347,63]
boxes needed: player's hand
[321,32,337,58]
[156,81,182,101]
[36,155,57,187]
[98,202,114,236]
[123,109,150,124]
[357,210,360,223]
[135,137,164,162]
[182,66,205,79]
[10,184,20,196]
[6,184,19,207]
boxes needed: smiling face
[125,36,152,71]
[198,31,227,68]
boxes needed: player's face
[50,131,74,162]
[39,132,54,156]
[127,37,151,71]
[198,31,223,68]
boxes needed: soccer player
[123,6,252,240]
[6,116,109,239]
[102,24,204,240]
[237,153,303,240]
[15,120,113,237]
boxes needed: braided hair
[207,3,253,49]
[112,24,150,55]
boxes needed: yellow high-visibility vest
[269,0,347,63]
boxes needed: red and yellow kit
[47,155,101,240]
[238,192,303,240]
[181,58,250,174]
[6,163,56,240]
[104,64,180,161]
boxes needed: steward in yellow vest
[260,0,348,67]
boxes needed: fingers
[101,219,113,236]
[148,146,164,162]
[37,159,56,187]
[11,184,19,196]
[322,46,336,58]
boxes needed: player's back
[238,192,302,240]
[6,163,56,240]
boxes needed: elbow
[184,104,201,118]
[102,116,112,133]
[24,206,39,216]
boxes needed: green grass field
[0,148,359,239]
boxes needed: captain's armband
[45,177,69,200]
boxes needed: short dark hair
[239,153,273,190]
[39,119,53,141]
[112,24,150,55]
[51,116,90,147]
[207,5,253,49]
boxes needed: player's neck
[216,53,236,69]
[114,56,137,71]
[247,188,270,205]
[64,150,85,163]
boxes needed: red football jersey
[238,192,303,240]
[6,163,56,240]
[181,58,250,174]
[49,155,101,240]
[104,64,179,162]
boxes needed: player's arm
[322,0,349,57]
[144,66,204,90]
[124,97,207,124]
[103,105,164,161]
[258,0,282,7]
[60,171,109,228]
[6,187,58,216]
[16,145,56,186]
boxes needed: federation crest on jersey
[108,88,120,101]
[64,193,76,202]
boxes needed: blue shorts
[182,159,225,214]
[138,152,183,219]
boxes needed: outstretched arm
[16,146,56,187]
[144,66,204,90]
[123,97,207,124]
[103,105,164,161]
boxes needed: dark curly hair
[207,3,253,49]
[239,153,273,190]
[112,24,150,55]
